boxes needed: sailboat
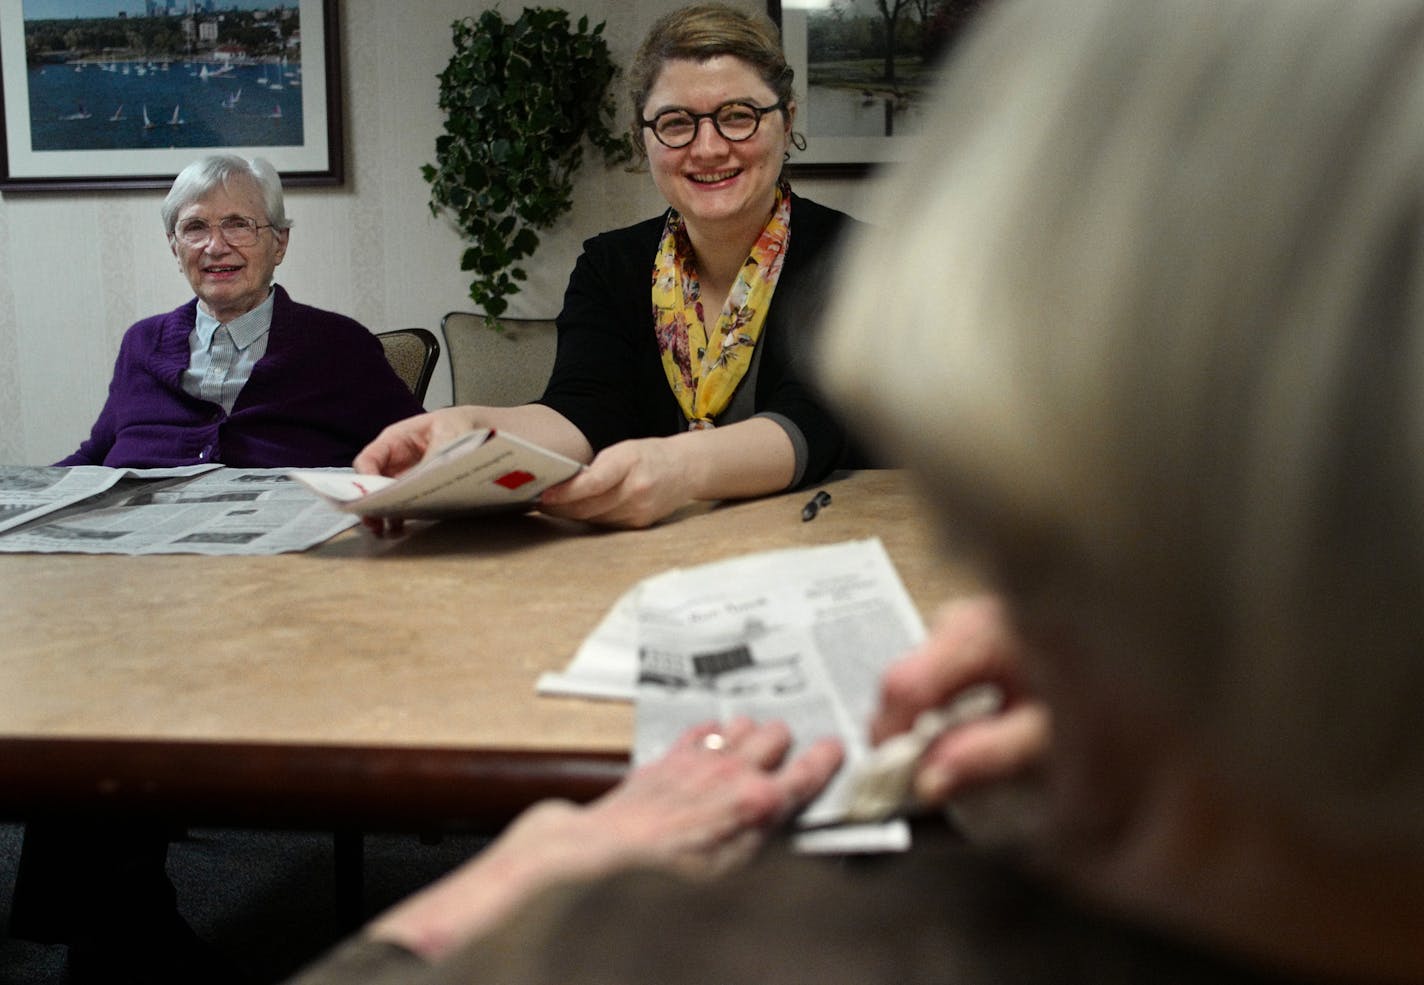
[223,87,242,109]
[60,103,91,120]
[142,105,157,130]
[109,104,125,121]
[167,104,186,127]
[269,103,283,119]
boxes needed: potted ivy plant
[423,8,632,319]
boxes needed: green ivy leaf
[512,227,540,255]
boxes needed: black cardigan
[536,195,860,487]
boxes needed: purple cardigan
[57,286,426,468]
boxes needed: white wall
[0,0,879,465]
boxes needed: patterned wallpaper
[0,203,17,464]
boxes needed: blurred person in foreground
[288,1,1424,982]
[357,3,861,529]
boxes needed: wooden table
[0,471,976,831]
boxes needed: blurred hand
[354,406,483,478]
[537,437,695,528]
[870,595,1050,807]
[589,717,844,877]
[352,407,483,536]
[369,718,842,960]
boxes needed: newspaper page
[0,464,219,534]
[543,539,927,851]
[539,539,924,714]
[0,467,357,555]
[537,585,645,700]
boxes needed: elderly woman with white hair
[20,154,425,984]
[57,153,423,468]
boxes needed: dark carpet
[0,822,489,985]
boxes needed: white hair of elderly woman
[160,153,291,235]
[821,0,1424,856]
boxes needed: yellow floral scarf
[652,182,793,429]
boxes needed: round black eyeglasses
[641,100,787,149]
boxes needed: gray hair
[160,154,291,235]
[821,0,1424,853]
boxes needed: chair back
[441,312,557,407]
[377,328,441,403]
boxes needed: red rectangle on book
[494,470,536,490]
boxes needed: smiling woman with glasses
[35,153,429,981]
[53,152,425,473]
[356,2,864,530]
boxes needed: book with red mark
[290,429,583,519]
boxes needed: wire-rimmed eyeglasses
[641,100,787,149]
[172,216,275,248]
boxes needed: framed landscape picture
[769,0,987,175]
[0,0,342,191]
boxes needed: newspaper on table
[0,464,218,534]
[540,538,928,852]
[0,465,358,555]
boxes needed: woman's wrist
[669,418,795,501]
[365,800,621,962]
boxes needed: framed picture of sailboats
[0,0,342,191]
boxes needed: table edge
[0,736,628,832]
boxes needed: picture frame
[769,0,976,176]
[0,0,343,192]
